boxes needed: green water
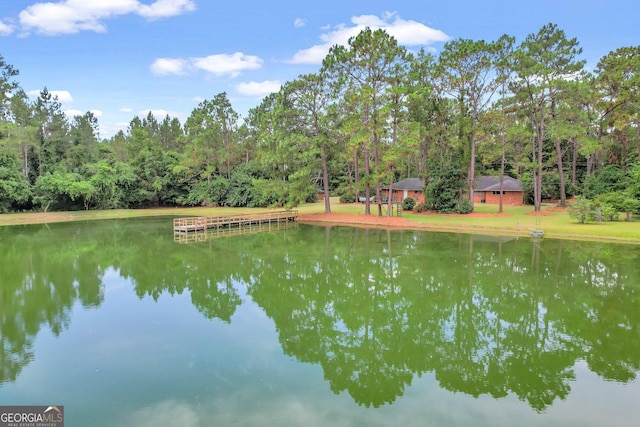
[0,217,639,426]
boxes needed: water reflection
[1,219,639,412]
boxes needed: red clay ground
[297,211,513,231]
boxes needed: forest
[0,23,638,216]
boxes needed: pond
[0,217,639,426]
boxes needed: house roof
[474,175,523,192]
[381,176,522,192]
[382,178,425,191]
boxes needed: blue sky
[0,0,637,138]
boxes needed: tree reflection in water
[1,219,639,411]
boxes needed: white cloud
[152,52,263,78]
[64,109,83,117]
[191,53,262,77]
[17,0,196,36]
[235,80,282,97]
[65,108,101,118]
[0,20,14,36]
[288,12,450,64]
[294,18,306,28]
[120,107,133,113]
[150,58,189,76]
[138,109,182,119]
[27,89,74,104]
[50,90,74,104]
[138,0,196,20]
[99,121,130,138]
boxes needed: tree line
[0,23,638,216]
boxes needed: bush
[414,202,429,213]
[595,192,626,212]
[599,203,618,221]
[567,196,595,224]
[402,197,416,211]
[582,165,627,199]
[340,193,356,203]
[424,161,466,212]
[456,198,473,214]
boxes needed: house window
[492,191,505,195]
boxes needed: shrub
[414,202,429,213]
[567,196,594,224]
[582,165,627,199]
[621,198,640,221]
[340,193,356,203]
[402,197,416,211]
[599,203,618,221]
[425,162,465,212]
[595,192,626,212]
[456,198,473,214]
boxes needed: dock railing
[173,210,298,234]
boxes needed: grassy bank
[298,200,640,244]
[2,198,640,244]
[404,204,640,243]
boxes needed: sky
[0,0,637,139]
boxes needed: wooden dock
[173,210,298,234]
[174,220,298,243]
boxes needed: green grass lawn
[312,199,640,244]
[403,203,640,242]
[2,198,640,244]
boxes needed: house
[473,175,524,205]
[380,178,425,203]
[379,175,523,206]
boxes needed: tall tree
[126,117,168,207]
[510,23,585,211]
[0,54,19,120]
[406,49,439,177]
[323,28,410,215]
[182,92,239,200]
[436,37,506,210]
[210,92,239,179]
[3,89,38,179]
[280,73,338,212]
[0,148,31,212]
[594,46,640,169]
[158,115,184,152]
[547,75,593,206]
[34,88,69,178]
[68,111,99,172]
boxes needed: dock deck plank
[173,210,298,234]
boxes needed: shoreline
[2,208,640,245]
[297,213,640,245]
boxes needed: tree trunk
[373,114,382,217]
[387,176,394,217]
[586,153,594,176]
[364,147,371,215]
[354,150,359,199]
[531,132,539,211]
[468,144,476,209]
[22,140,29,178]
[498,86,507,213]
[571,138,577,188]
[468,116,476,211]
[535,113,544,212]
[321,152,331,214]
[555,138,566,207]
